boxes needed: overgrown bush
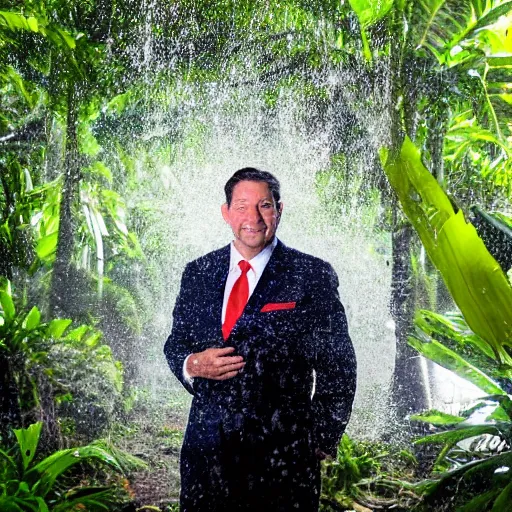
[0,278,124,444]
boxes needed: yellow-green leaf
[36,232,58,261]
[0,291,15,322]
[47,318,72,338]
[27,16,38,32]
[13,422,42,470]
[22,306,40,331]
[410,410,466,426]
[382,137,512,364]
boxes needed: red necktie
[222,260,252,340]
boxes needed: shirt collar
[229,237,278,278]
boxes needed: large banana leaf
[415,309,497,360]
[411,451,512,509]
[381,136,512,364]
[409,336,506,395]
[414,424,503,445]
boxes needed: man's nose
[247,206,264,223]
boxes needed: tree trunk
[389,218,429,423]
[0,353,22,443]
[50,84,81,318]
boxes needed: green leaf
[412,0,512,58]
[47,319,72,338]
[469,1,512,39]
[13,422,42,470]
[348,0,394,28]
[89,162,113,183]
[0,11,38,32]
[18,481,30,494]
[486,405,510,422]
[106,91,131,114]
[26,16,38,32]
[53,26,76,49]
[0,291,15,322]
[409,337,506,395]
[492,479,512,512]
[459,489,502,512]
[33,498,49,512]
[410,409,466,425]
[83,331,102,348]
[35,232,58,261]
[64,325,89,342]
[415,424,501,445]
[51,487,116,512]
[381,137,512,364]
[483,395,512,419]
[0,498,25,512]
[22,306,40,331]
[415,309,496,360]
[28,445,123,497]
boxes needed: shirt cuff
[183,354,194,385]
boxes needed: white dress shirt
[183,237,278,383]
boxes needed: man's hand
[186,347,245,380]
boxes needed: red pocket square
[261,302,296,312]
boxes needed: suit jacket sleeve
[310,262,357,457]
[163,262,196,395]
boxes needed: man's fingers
[219,362,245,373]
[190,347,244,379]
[212,346,236,356]
[216,355,244,366]
[210,361,245,375]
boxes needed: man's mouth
[242,227,266,233]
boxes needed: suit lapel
[244,240,290,315]
[210,244,230,340]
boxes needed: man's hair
[224,167,281,207]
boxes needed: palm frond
[411,0,512,57]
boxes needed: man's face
[221,180,283,259]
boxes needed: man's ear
[277,202,283,217]
[221,203,229,223]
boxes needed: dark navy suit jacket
[164,240,356,511]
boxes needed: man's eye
[261,203,272,209]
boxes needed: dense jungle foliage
[1,0,512,510]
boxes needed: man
[164,168,356,511]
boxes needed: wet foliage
[0,421,145,511]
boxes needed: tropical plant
[381,135,512,509]
[0,421,144,511]
[408,310,512,511]
[381,137,512,364]
[320,434,419,511]
[0,278,124,443]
